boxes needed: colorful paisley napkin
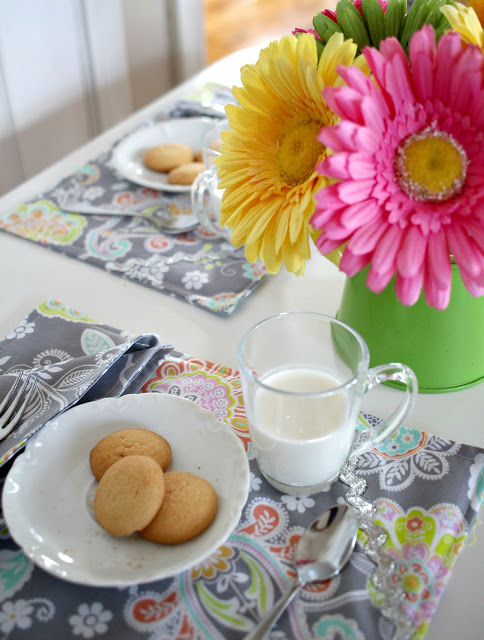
[0,352,482,639]
[0,87,267,317]
[0,300,172,466]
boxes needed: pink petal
[471,92,484,127]
[339,249,372,276]
[360,93,390,128]
[373,175,395,207]
[396,226,428,277]
[410,24,435,52]
[325,86,364,124]
[382,44,415,107]
[319,120,379,154]
[347,219,388,254]
[313,183,348,211]
[311,203,345,229]
[354,0,389,14]
[317,124,355,153]
[465,158,484,182]
[340,200,382,230]
[336,179,374,205]
[379,35,407,60]
[366,265,395,293]
[409,27,436,103]
[435,31,465,105]
[362,45,387,90]
[395,270,424,306]
[466,218,484,254]
[365,37,404,85]
[448,45,483,114]
[457,265,484,298]
[323,218,354,240]
[447,224,483,277]
[321,9,337,22]
[371,224,403,274]
[336,65,373,95]
[423,274,451,309]
[292,27,321,41]
[315,234,345,255]
[427,231,452,289]
[321,152,376,180]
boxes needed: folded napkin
[0,351,482,639]
[0,299,172,466]
[0,85,267,317]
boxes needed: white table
[0,49,482,638]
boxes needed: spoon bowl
[245,504,358,640]
[59,201,200,234]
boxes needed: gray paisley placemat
[0,352,482,639]
[0,299,173,466]
[0,88,268,317]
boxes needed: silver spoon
[245,504,358,640]
[59,201,200,234]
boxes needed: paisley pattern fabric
[0,103,267,317]
[0,301,172,466]
[0,345,482,639]
[357,429,463,492]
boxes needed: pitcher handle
[191,166,224,236]
[349,363,418,459]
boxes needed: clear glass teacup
[238,312,418,495]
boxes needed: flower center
[277,121,324,186]
[402,573,423,594]
[394,126,468,202]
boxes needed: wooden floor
[203,0,337,63]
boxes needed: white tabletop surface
[0,48,482,638]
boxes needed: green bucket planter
[337,265,484,394]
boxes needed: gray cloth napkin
[0,299,173,466]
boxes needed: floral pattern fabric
[0,97,268,317]
[0,344,482,639]
[0,300,172,466]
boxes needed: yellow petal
[441,4,484,49]
[213,32,359,274]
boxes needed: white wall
[0,0,206,196]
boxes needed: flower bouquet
[216,0,484,392]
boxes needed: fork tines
[0,373,36,441]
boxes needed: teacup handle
[349,363,418,459]
[191,166,223,236]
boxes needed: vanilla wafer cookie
[140,471,217,544]
[90,428,172,481]
[94,455,165,536]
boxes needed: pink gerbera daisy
[311,25,484,309]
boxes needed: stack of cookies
[90,428,218,544]
[143,143,205,185]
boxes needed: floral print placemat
[0,352,482,639]
[0,92,268,317]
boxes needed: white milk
[250,368,354,489]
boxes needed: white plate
[2,393,249,587]
[112,117,216,192]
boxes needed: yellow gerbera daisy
[441,3,484,50]
[216,33,363,275]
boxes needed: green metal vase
[337,265,484,393]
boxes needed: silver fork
[0,374,36,442]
